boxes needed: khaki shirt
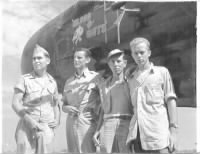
[127,63,177,150]
[14,72,58,123]
[63,68,101,121]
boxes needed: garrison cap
[107,49,124,59]
[34,44,50,58]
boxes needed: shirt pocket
[145,83,164,104]
[27,86,41,97]
[24,86,41,105]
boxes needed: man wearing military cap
[12,44,60,154]
[93,49,133,153]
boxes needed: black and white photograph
[1,0,199,153]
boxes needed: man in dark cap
[93,49,133,153]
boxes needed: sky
[1,0,76,152]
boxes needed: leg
[66,116,79,152]
[132,128,144,153]
[81,125,96,153]
[116,120,131,153]
[35,124,54,154]
[35,132,45,154]
[100,119,118,153]
[15,119,35,154]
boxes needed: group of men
[12,37,178,154]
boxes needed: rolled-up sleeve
[162,68,177,103]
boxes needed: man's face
[32,50,50,71]
[73,51,90,69]
[108,54,127,75]
[130,42,151,66]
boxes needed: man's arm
[55,103,61,125]
[48,104,60,129]
[12,88,44,131]
[12,89,27,118]
[167,98,178,152]
[167,99,178,128]
[162,67,178,152]
[62,95,80,114]
[93,108,104,146]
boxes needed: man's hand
[24,114,45,131]
[82,112,93,120]
[34,122,46,131]
[93,131,100,147]
[127,141,135,153]
[63,105,80,115]
[169,128,177,153]
[48,119,59,129]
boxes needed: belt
[104,114,132,120]
[68,112,96,122]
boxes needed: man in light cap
[127,37,178,153]
[12,44,60,154]
[93,49,133,153]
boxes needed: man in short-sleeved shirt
[12,45,60,154]
[15,72,58,123]
[62,48,101,153]
[127,37,178,153]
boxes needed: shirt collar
[74,68,90,79]
[31,71,54,83]
[130,62,155,78]
[148,62,155,73]
[106,75,127,87]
